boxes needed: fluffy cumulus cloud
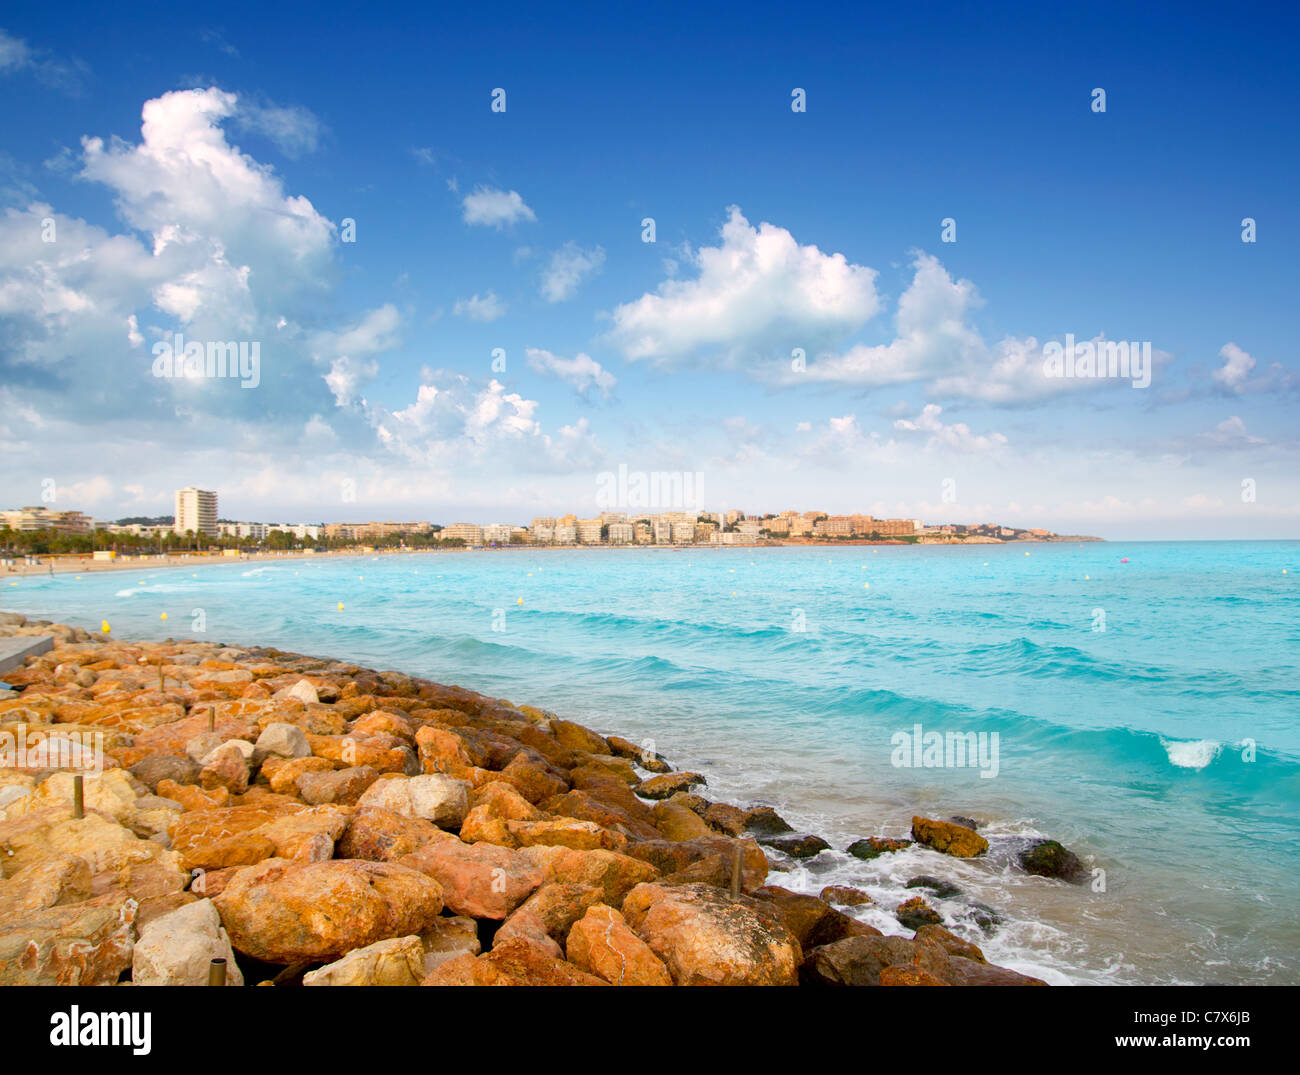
[606,205,880,364]
[461,186,536,229]
[892,404,1008,452]
[0,87,597,518]
[525,347,616,401]
[1212,343,1255,393]
[540,242,605,302]
[452,291,507,322]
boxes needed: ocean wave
[1161,737,1222,770]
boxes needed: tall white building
[174,487,218,537]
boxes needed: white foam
[1162,738,1221,770]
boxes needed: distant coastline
[3,535,1105,578]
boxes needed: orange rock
[400,840,543,919]
[262,754,337,794]
[566,904,673,986]
[879,964,950,986]
[516,845,658,908]
[337,807,451,861]
[422,937,605,986]
[911,816,989,857]
[621,882,801,986]
[213,858,444,964]
[157,780,229,812]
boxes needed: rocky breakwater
[0,611,1047,986]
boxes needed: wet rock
[634,772,706,800]
[879,964,950,986]
[948,815,979,831]
[906,874,962,899]
[913,924,987,964]
[820,884,874,907]
[651,799,714,842]
[895,895,943,930]
[702,802,748,836]
[846,836,911,860]
[1019,839,1089,884]
[621,881,801,986]
[754,885,881,948]
[911,816,988,858]
[801,934,949,987]
[743,805,793,834]
[759,832,831,859]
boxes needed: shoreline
[0,612,1069,987]
[3,536,1104,579]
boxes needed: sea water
[6,540,1298,984]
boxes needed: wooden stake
[72,774,84,819]
[208,958,227,987]
[730,843,743,898]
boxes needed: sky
[0,1,1297,539]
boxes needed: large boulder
[566,904,672,986]
[213,858,444,963]
[302,935,426,987]
[0,893,137,985]
[620,881,801,986]
[516,845,657,908]
[356,775,468,830]
[399,840,543,919]
[422,937,605,986]
[131,898,243,986]
[337,806,450,861]
[1019,839,1089,883]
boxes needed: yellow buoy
[101,620,110,633]
[732,591,737,597]
[337,602,344,611]
[516,597,523,605]
[864,582,870,589]
[160,612,168,620]
[138,580,145,585]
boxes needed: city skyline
[1,5,1297,540]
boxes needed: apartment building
[607,521,634,544]
[441,523,485,544]
[1,507,95,534]
[174,488,218,537]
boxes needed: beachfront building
[219,522,268,540]
[553,524,577,544]
[482,524,522,544]
[737,520,762,542]
[607,522,634,544]
[530,525,555,544]
[671,521,696,544]
[1,506,95,534]
[634,521,653,544]
[652,519,672,544]
[174,488,218,537]
[577,519,604,544]
[441,523,485,544]
[530,517,556,531]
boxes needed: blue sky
[1,1,1296,538]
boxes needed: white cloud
[234,100,326,158]
[461,186,536,229]
[0,28,83,92]
[1212,343,1255,392]
[311,304,402,406]
[892,403,1008,453]
[540,242,605,302]
[607,205,880,363]
[453,291,507,322]
[525,347,616,401]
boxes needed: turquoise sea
[5,540,1298,984]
